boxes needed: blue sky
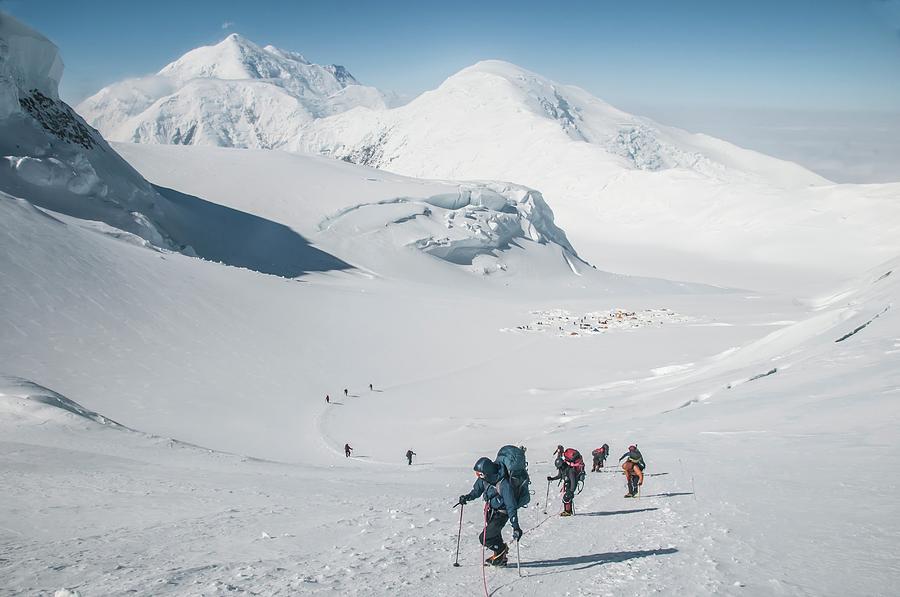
[7,0,899,109]
[5,0,900,181]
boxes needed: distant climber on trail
[548,448,585,516]
[591,444,609,471]
[406,449,416,465]
[344,388,348,397]
[455,447,529,567]
[369,383,373,391]
[344,443,353,458]
[620,444,645,497]
[325,394,330,404]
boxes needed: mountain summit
[76,34,392,148]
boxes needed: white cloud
[221,21,234,30]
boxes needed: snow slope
[296,61,900,291]
[2,173,898,595]
[3,15,899,597]
[113,142,606,282]
[76,33,395,149]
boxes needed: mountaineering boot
[485,544,509,566]
[624,492,635,498]
[559,510,573,516]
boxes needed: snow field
[2,13,899,596]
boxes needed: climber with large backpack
[455,445,529,566]
[547,447,585,516]
[619,444,645,497]
[591,444,609,471]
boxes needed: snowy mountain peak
[77,33,391,149]
[158,33,328,85]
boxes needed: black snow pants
[562,468,579,504]
[478,508,509,553]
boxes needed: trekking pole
[452,502,463,567]
[481,503,489,597]
[542,483,547,515]
[516,539,522,577]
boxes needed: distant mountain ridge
[73,37,900,289]
[76,33,396,149]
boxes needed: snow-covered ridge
[76,33,396,148]
[0,13,176,247]
[0,375,125,428]
[299,60,828,188]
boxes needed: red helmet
[628,445,637,451]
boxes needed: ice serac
[0,12,173,246]
[317,180,579,271]
[0,12,63,115]
[76,33,395,148]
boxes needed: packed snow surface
[2,12,899,597]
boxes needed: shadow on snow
[155,185,351,278]
[521,547,678,573]
[577,507,658,517]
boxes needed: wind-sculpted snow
[77,33,394,148]
[0,375,125,428]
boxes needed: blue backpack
[494,445,531,508]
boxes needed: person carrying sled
[591,443,609,471]
[547,448,585,516]
[344,443,353,458]
[456,456,525,566]
[406,449,416,465]
[619,444,645,497]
